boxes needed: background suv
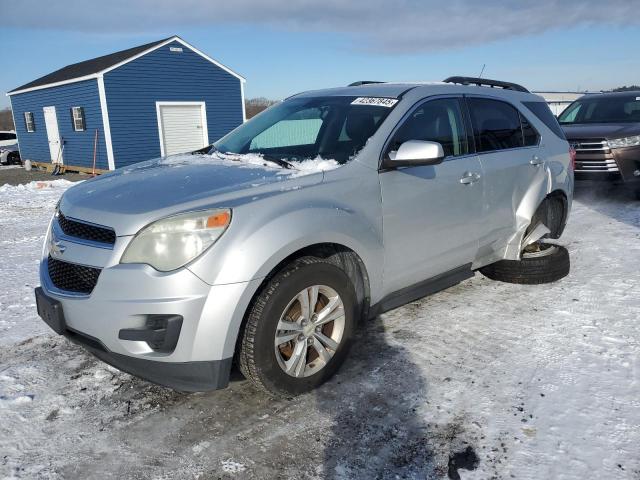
[35,77,573,396]
[559,91,640,198]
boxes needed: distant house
[7,36,245,172]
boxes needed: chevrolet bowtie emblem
[51,240,66,256]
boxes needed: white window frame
[155,101,209,157]
[24,112,35,132]
[71,106,86,132]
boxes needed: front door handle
[530,155,543,166]
[460,172,481,185]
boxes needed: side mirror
[388,140,445,167]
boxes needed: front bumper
[35,286,232,391]
[37,258,261,391]
[612,146,640,185]
[573,145,640,186]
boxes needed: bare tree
[0,109,15,130]
[245,98,278,119]
[611,86,640,92]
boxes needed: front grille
[57,212,116,245]
[47,256,101,294]
[570,138,619,173]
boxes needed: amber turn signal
[206,211,231,228]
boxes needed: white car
[0,131,17,148]
[0,131,21,165]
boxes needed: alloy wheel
[274,285,346,378]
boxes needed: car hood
[562,123,640,140]
[60,153,332,236]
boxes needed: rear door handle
[530,155,543,166]
[459,172,481,185]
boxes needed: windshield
[214,96,397,164]
[558,95,640,124]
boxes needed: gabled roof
[8,36,245,95]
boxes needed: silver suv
[35,77,573,396]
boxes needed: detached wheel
[239,256,357,396]
[480,243,570,285]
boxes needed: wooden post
[92,129,98,177]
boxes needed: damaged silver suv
[35,77,573,396]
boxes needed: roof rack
[443,76,529,93]
[348,81,385,87]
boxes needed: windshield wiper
[211,149,296,170]
[259,154,296,170]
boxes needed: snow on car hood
[60,153,341,236]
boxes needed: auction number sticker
[351,97,398,107]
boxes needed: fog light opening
[118,315,183,353]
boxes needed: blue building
[7,36,245,171]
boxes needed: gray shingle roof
[9,37,174,93]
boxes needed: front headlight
[121,208,231,271]
[608,135,640,149]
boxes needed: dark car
[559,91,640,198]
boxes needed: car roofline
[285,81,542,102]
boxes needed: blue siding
[9,80,109,170]
[104,40,243,167]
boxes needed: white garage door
[157,103,208,156]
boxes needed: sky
[1,0,640,109]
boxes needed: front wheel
[238,256,357,396]
[8,152,22,166]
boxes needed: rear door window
[467,98,523,153]
[520,113,539,147]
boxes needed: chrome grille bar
[571,138,619,173]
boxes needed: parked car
[559,91,640,198]
[35,77,573,396]
[0,130,17,147]
[0,142,21,165]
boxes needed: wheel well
[533,190,568,239]
[263,243,371,321]
[232,243,371,362]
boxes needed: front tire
[238,256,357,396]
[480,243,570,285]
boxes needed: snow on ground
[0,180,76,346]
[1,182,639,479]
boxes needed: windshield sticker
[351,97,398,107]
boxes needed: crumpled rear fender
[503,159,572,260]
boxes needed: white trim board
[7,73,100,97]
[97,76,116,170]
[7,35,245,96]
[8,97,18,141]
[155,101,209,157]
[240,81,247,123]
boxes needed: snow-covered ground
[1,180,639,480]
[0,180,77,345]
